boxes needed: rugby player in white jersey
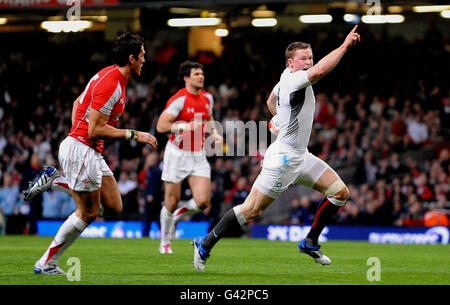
[192,26,360,271]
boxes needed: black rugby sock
[307,198,341,246]
[202,208,241,251]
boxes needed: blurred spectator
[19,154,43,235]
[400,195,424,227]
[208,158,226,230]
[414,173,434,202]
[287,195,312,225]
[141,152,162,238]
[42,190,76,220]
[60,192,77,219]
[231,177,250,207]
[336,201,362,225]
[353,151,377,185]
[42,191,62,220]
[118,172,139,220]
[406,114,429,145]
[376,159,394,181]
[0,172,26,234]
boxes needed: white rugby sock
[233,204,248,225]
[160,207,173,245]
[173,199,201,224]
[51,175,72,195]
[38,212,88,266]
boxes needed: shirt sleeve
[203,93,214,116]
[272,82,280,96]
[287,70,311,91]
[164,96,186,117]
[91,80,122,116]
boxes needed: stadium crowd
[0,23,449,235]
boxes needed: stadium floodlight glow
[344,14,359,23]
[413,5,450,13]
[167,18,222,27]
[384,15,405,23]
[0,18,7,25]
[441,10,450,18]
[387,6,403,13]
[299,14,333,24]
[361,14,404,24]
[252,10,276,18]
[251,18,277,27]
[41,21,93,33]
[361,15,385,24]
[215,28,229,37]
[84,16,108,22]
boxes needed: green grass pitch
[0,236,448,285]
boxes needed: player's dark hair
[178,61,204,83]
[112,32,144,67]
[285,42,311,66]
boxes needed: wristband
[177,123,188,133]
[126,129,138,141]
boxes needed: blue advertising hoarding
[37,220,449,245]
[37,220,209,239]
[251,224,449,245]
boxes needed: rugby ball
[268,115,280,135]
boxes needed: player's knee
[166,194,180,204]
[113,204,123,214]
[80,210,98,224]
[196,197,210,209]
[334,185,350,202]
[245,206,264,220]
[324,180,349,201]
[165,195,180,211]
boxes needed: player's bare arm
[206,115,223,144]
[88,108,157,149]
[71,95,82,125]
[266,91,277,116]
[156,111,201,134]
[307,25,360,83]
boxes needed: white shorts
[253,140,332,199]
[58,136,113,192]
[161,141,210,184]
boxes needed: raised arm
[307,25,360,83]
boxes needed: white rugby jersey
[272,68,315,152]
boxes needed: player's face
[185,68,204,89]
[289,48,313,72]
[131,45,146,76]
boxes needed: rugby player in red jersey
[29,33,157,274]
[156,61,222,254]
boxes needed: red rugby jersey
[69,65,128,153]
[163,88,214,151]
